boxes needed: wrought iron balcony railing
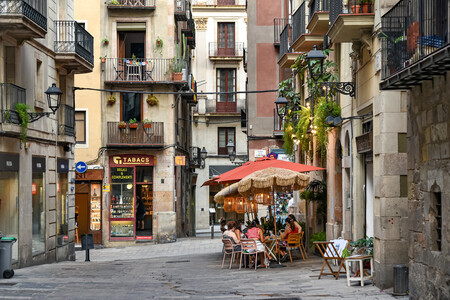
[274,18,290,44]
[175,0,190,21]
[104,58,187,83]
[329,0,374,28]
[0,0,47,31]
[208,42,245,57]
[381,0,448,79]
[55,21,94,65]
[292,2,306,43]
[0,83,26,124]
[181,18,195,37]
[279,24,292,60]
[58,104,75,136]
[107,122,164,147]
[309,0,330,17]
[107,0,156,9]
[192,0,246,5]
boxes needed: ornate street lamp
[275,97,289,120]
[226,139,235,157]
[306,45,327,82]
[27,83,63,122]
[200,147,207,160]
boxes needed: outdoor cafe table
[264,236,281,262]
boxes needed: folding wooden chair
[239,239,267,270]
[314,240,348,279]
[298,231,308,260]
[222,238,241,269]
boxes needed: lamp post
[200,147,207,169]
[275,97,289,120]
[306,45,356,97]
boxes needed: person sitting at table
[246,220,269,267]
[288,214,302,234]
[235,220,244,241]
[220,218,227,234]
[222,221,241,251]
[278,218,299,262]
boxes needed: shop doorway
[136,184,153,237]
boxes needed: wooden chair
[286,233,301,262]
[239,239,267,270]
[298,231,308,260]
[222,238,240,269]
[314,240,348,279]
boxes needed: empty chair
[286,233,301,262]
[239,239,267,270]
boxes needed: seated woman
[235,220,244,241]
[288,214,302,234]
[222,221,241,251]
[246,220,269,267]
[278,218,298,261]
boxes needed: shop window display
[32,172,45,254]
[110,167,135,238]
[90,184,101,231]
[0,172,19,261]
[57,173,69,246]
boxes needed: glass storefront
[0,153,19,261]
[57,159,69,247]
[90,183,101,231]
[109,154,154,240]
[32,157,46,255]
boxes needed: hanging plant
[107,95,116,105]
[313,97,341,157]
[282,121,294,155]
[154,38,164,56]
[15,103,31,144]
[146,95,159,106]
[295,105,313,155]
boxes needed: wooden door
[218,23,235,56]
[75,193,89,237]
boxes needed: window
[218,22,235,56]
[431,191,442,252]
[75,111,86,144]
[121,93,142,122]
[218,127,235,155]
[216,69,236,112]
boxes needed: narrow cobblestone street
[0,237,406,299]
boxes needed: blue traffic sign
[75,161,87,174]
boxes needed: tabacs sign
[110,154,154,166]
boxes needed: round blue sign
[75,161,88,174]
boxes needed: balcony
[273,18,290,45]
[291,2,323,53]
[0,0,47,41]
[278,24,297,69]
[327,0,374,44]
[106,122,164,147]
[307,0,330,35]
[104,58,188,85]
[208,42,245,61]
[192,0,246,5]
[58,105,75,137]
[107,0,156,10]
[0,83,26,124]
[380,0,449,90]
[54,21,94,73]
[243,48,247,72]
[181,18,195,37]
[175,0,189,21]
[194,97,245,115]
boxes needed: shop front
[109,154,154,241]
[75,169,103,244]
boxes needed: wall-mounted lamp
[275,97,289,120]
[28,83,63,122]
[326,113,372,127]
[200,147,207,169]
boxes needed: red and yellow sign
[110,154,154,166]
[32,183,37,195]
[175,156,186,166]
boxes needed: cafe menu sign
[110,154,154,166]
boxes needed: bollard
[393,264,408,296]
[81,234,94,262]
[210,225,214,239]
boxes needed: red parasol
[202,157,324,186]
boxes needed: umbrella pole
[272,190,280,263]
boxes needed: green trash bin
[0,237,17,279]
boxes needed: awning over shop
[209,165,238,178]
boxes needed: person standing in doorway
[136,196,145,230]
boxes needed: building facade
[74,0,196,245]
[191,0,247,229]
[0,0,94,267]
[380,0,450,298]
[277,0,409,289]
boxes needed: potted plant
[361,0,371,13]
[99,55,107,63]
[118,121,126,129]
[128,118,138,129]
[154,38,164,56]
[143,118,152,128]
[342,237,374,258]
[349,0,360,13]
[109,0,121,5]
[15,103,31,145]
[171,35,186,81]
[102,38,109,45]
[146,95,159,106]
[107,95,116,105]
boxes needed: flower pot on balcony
[351,5,360,13]
[143,123,152,128]
[173,72,183,81]
[362,3,370,13]
[107,96,116,105]
[129,123,138,129]
[118,122,126,129]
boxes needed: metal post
[85,248,90,262]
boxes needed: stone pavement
[0,237,407,299]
